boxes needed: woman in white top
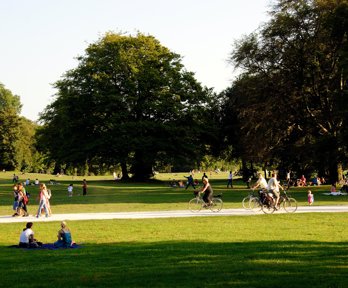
[19,222,42,248]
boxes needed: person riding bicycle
[267,173,284,209]
[200,177,213,206]
[252,173,268,191]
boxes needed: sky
[0,0,271,121]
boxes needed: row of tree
[1,0,347,182]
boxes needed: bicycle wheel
[189,198,203,212]
[249,197,262,212]
[261,203,275,214]
[283,198,298,213]
[210,198,223,212]
[242,195,251,209]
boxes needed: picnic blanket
[322,192,347,196]
[8,243,82,250]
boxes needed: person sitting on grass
[54,221,73,248]
[19,222,42,248]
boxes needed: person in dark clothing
[202,172,208,181]
[82,179,87,196]
[184,175,196,190]
[201,177,213,205]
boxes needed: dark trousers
[185,182,195,190]
[203,192,212,203]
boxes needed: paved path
[1,205,348,223]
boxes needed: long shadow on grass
[1,241,347,288]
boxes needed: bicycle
[188,191,223,212]
[256,190,298,214]
[279,190,298,213]
[242,189,259,209]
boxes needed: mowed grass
[0,171,348,287]
[0,171,347,215]
[0,214,347,288]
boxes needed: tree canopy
[221,0,348,181]
[38,33,214,180]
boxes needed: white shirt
[228,172,232,180]
[19,228,34,243]
[256,177,268,189]
[267,177,280,192]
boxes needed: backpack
[23,194,29,205]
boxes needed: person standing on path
[82,179,87,196]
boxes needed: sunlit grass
[0,214,347,287]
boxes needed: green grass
[1,171,348,287]
[1,171,347,215]
[0,215,347,287]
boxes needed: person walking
[184,175,196,190]
[308,190,314,206]
[68,184,73,197]
[36,184,49,218]
[227,171,233,188]
[82,179,87,196]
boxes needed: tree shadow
[1,240,347,287]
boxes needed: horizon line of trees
[1,0,347,183]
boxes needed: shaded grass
[1,214,348,287]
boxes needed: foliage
[0,83,46,172]
[38,32,214,180]
[0,83,22,170]
[222,0,348,181]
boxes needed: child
[308,190,314,206]
[68,184,73,197]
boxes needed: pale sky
[0,0,271,121]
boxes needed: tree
[0,83,22,170]
[223,0,348,182]
[39,33,213,180]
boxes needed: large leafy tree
[0,83,43,171]
[39,33,213,180]
[223,0,348,181]
[0,83,22,170]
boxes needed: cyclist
[201,177,213,206]
[252,173,268,191]
[267,173,283,209]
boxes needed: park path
[0,205,348,223]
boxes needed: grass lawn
[1,171,347,215]
[0,171,347,287]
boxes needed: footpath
[1,205,348,223]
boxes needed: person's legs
[54,240,65,248]
[37,200,49,217]
[19,242,29,248]
[273,191,280,208]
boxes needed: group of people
[12,180,52,218]
[11,179,89,217]
[19,221,73,248]
[254,172,317,206]
[252,172,284,208]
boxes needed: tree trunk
[121,162,129,180]
[329,161,343,184]
[132,151,154,181]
